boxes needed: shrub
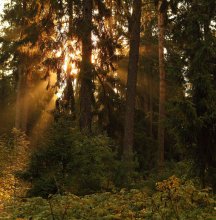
[2,176,215,220]
[0,129,30,204]
[147,176,216,219]
[22,117,119,197]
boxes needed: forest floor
[0,176,215,220]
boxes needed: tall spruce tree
[170,0,216,189]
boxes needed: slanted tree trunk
[157,0,166,169]
[79,0,93,133]
[123,0,142,161]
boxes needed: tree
[157,0,166,169]
[79,0,93,133]
[164,0,216,189]
[64,0,76,116]
[14,0,29,132]
[123,0,142,163]
[1,0,60,133]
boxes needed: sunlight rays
[30,95,55,146]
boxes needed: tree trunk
[15,66,28,132]
[21,74,29,132]
[108,0,113,37]
[79,0,93,133]
[15,67,23,130]
[123,0,141,161]
[149,74,153,137]
[68,0,73,35]
[66,0,75,116]
[15,0,29,133]
[157,0,166,169]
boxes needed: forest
[0,0,215,219]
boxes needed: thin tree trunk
[108,0,113,37]
[149,74,153,137]
[66,0,75,116]
[157,0,166,168]
[21,72,29,132]
[15,0,29,133]
[15,67,28,132]
[123,0,142,161]
[68,0,73,35]
[79,0,93,133]
[143,71,149,113]
[15,66,23,130]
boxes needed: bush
[2,176,215,220]
[23,117,119,197]
[148,176,216,219]
[0,129,30,203]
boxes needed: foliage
[167,0,216,190]
[137,161,195,193]
[149,176,216,219]
[0,0,215,216]
[0,129,30,205]
[134,110,158,173]
[1,176,215,220]
[166,98,199,156]
[0,73,16,133]
[22,116,119,197]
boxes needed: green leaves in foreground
[2,176,216,220]
[23,118,119,197]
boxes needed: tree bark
[15,66,28,132]
[107,0,113,37]
[123,0,141,161]
[66,0,75,116]
[15,67,23,130]
[15,0,28,132]
[79,0,93,133]
[157,0,166,169]
[149,74,153,137]
[68,0,73,35]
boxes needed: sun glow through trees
[54,34,101,99]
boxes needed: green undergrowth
[1,176,215,220]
